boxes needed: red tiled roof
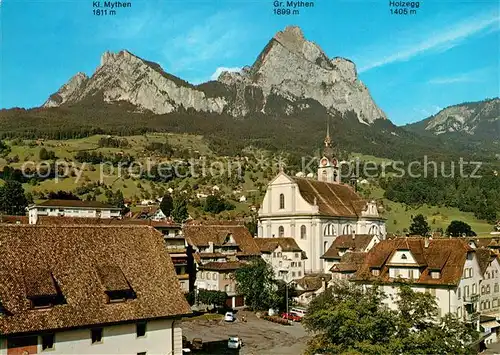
[294,273,332,292]
[292,177,369,217]
[0,215,28,224]
[183,223,261,256]
[35,216,181,228]
[330,252,367,273]
[321,234,376,259]
[0,225,191,335]
[352,237,472,286]
[475,248,496,275]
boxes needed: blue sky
[1,0,499,125]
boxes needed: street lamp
[285,279,295,315]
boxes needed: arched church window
[342,225,351,235]
[324,223,336,237]
[324,241,329,253]
[279,194,285,209]
[368,225,379,236]
[278,226,284,237]
[300,225,307,239]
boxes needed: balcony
[464,294,479,303]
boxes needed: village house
[27,199,121,224]
[330,252,367,280]
[0,225,191,355]
[351,237,485,330]
[293,274,331,305]
[196,262,245,308]
[321,234,380,274]
[254,238,307,281]
[257,127,386,273]
[183,221,261,308]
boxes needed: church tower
[318,120,340,183]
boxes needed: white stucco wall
[479,258,500,314]
[1,319,182,355]
[0,337,6,355]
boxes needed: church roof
[292,177,368,218]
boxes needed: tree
[446,220,476,237]
[160,193,174,217]
[0,180,28,215]
[171,197,189,223]
[0,140,11,157]
[203,195,235,214]
[409,214,431,236]
[197,289,227,308]
[303,282,478,355]
[39,147,56,160]
[47,190,81,200]
[235,258,276,311]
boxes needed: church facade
[257,128,387,273]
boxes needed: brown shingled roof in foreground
[330,252,367,273]
[35,216,181,228]
[0,225,191,335]
[352,237,472,286]
[475,248,496,275]
[292,177,369,217]
[254,238,303,253]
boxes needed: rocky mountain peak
[42,26,386,124]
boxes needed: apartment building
[183,221,261,307]
[0,225,191,355]
[254,238,306,281]
[351,237,483,329]
[196,261,244,308]
[28,199,121,224]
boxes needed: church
[257,126,387,273]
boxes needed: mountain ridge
[42,26,386,124]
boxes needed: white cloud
[359,12,500,73]
[427,67,493,85]
[210,67,241,80]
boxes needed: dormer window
[97,265,136,303]
[371,269,380,276]
[24,269,66,309]
[430,271,441,279]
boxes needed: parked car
[227,336,243,349]
[224,311,235,322]
[282,312,301,322]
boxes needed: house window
[298,262,302,267]
[457,287,461,299]
[472,283,477,294]
[464,285,470,297]
[277,252,282,257]
[279,261,282,267]
[371,269,380,276]
[42,333,55,351]
[495,283,499,293]
[273,252,276,257]
[457,307,462,318]
[279,194,285,209]
[298,271,302,277]
[295,253,299,258]
[430,271,440,279]
[409,269,414,279]
[401,254,407,260]
[213,273,218,280]
[292,272,296,277]
[487,285,491,294]
[136,322,147,337]
[207,273,211,280]
[91,328,103,344]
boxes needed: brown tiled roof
[96,265,131,292]
[199,261,245,271]
[469,238,500,249]
[0,225,191,335]
[294,273,332,292]
[183,223,261,256]
[475,248,495,275]
[292,177,368,217]
[330,252,367,273]
[0,215,28,224]
[33,199,119,209]
[352,237,472,286]
[321,234,376,259]
[254,238,303,253]
[35,216,181,228]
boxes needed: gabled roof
[475,248,496,275]
[0,225,191,335]
[291,177,369,218]
[254,238,303,253]
[199,261,245,271]
[321,234,376,259]
[32,199,119,209]
[183,223,261,256]
[330,252,367,273]
[352,237,472,286]
[294,273,332,292]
